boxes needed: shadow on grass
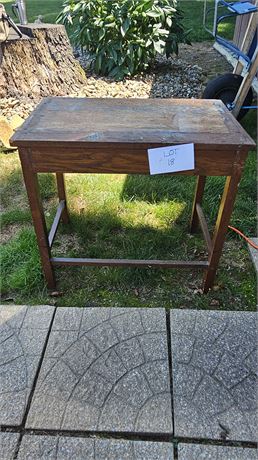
[121,164,257,236]
[0,204,206,298]
[47,208,256,311]
[57,207,205,266]
[120,173,223,231]
[120,173,195,206]
[1,204,256,310]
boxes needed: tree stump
[0,24,87,98]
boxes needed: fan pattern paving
[1,305,257,459]
[26,307,173,433]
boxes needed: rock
[210,299,220,306]
[9,114,24,130]
[0,116,14,149]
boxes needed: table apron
[27,147,246,176]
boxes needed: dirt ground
[180,41,232,83]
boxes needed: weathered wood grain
[10,98,255,148]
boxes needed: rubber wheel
[202,73,253,120]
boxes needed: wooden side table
[10,97,255,292]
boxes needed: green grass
[2,0,63,24]
[179,0,236,42]
[0,0,256,310]
[2,0,235,43]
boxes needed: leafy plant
[59,0,191,79]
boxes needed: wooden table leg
[190,175,206,233]
[203,171,242,293]
[19,149,56,290]
[56,173,69,224]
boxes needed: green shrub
[59,0,190,79]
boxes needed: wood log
[0,23,87,98]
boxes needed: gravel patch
[0,42,231,124]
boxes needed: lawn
[2,0,235,42]
[2,0,63,24]
[0,1,256,310]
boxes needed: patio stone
[178,443,257,459]
[26,307,172,434]
[0,305,55,426]
[0,432,19,460]
[18,435,174,459]
[171,310,257,442]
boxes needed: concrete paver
[0,432,19,460]
[26,307,173,434]
[2,304,257,459]
[178,443,257,459]
[18,435,174,459]
[0,305,55,426]
[171,310,257,442]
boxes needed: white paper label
[147,143,195,175]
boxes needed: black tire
[202,73,253,120]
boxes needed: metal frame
[203,0,257,40]
[203,0,258,118]
[203,0,257,67]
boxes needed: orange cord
[228,225,258,250]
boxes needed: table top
[10,97,255,149]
